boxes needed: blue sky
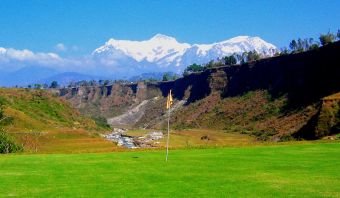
[0,0,339,55]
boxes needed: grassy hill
[0,142,339,197]
[0,88,99,131]
[0,88,114,153]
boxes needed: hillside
[60,41,340,140]
[0,88,101,132]
[0,88,114,153]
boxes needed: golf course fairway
[0,142,339,197]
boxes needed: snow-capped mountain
[92,34,277,73]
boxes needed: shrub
[91,116,111,129]
[336,133,340,140]
[319,32,335,46]
[0,130,23,154]
[279,134,294,142]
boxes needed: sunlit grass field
[0,142,339,197]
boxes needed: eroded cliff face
[59,41,340,139]
[59,82,162,118]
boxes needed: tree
[34,84,42,89]
[224,55,237,65]
[162,72,171,81]
[296,38,305,52]
[78,80,89,86]
[309,43,320,50]
[279,47,289,55]
[183,63,204,75]
[240,52,248,64]
[172,74,179,80]
[144,78,157,82]
[204,60,215,69]
[213,60,224,67]
[319,32,335,46]
[247,50,261,62]
[103,80,110,86]
[89,80,97,86]
[50,81,58,88]
[183,70,190,76]
[337,29,340,40]
[67,82,76,88]
[235,54,242,64]
[289,39,297,52]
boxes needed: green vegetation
[245,50,261,62]
[319,32,336,46]
[0,88,100,132]
[91,116,111,129]
[0,88,112,153]
[162,72,179,81]
[289,38,318,53]
[0,130,23,153]
[0,98,23,153]
[49,80,59,88]
[0,143,339,197]
[316,98,340,137]
[183,63,205,75]
[223,54,237,65]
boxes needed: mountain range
[93,34,277,73]
[0,34,277,87]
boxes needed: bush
[251,129,277,141]
[319,33,335,46]
[91,116,111,129]
[0,130,23,154]
[279,134,294,142]
[336,133,340,140]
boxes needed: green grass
[0,143,339,197]
[0,88,101,132]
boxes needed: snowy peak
[150,34,177,41]
[93,34,190,62]
[191,36,277,57]
[93,34,277,71]
[223,35,252,43]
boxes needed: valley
[58,41,340,143]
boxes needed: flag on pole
[166,89,173,109]
[165,89,173,162]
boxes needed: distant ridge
[38,72,107,86]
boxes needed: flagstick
[166,104,171,162]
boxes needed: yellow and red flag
[166,90,173,109]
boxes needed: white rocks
[113,128,127,134]
[102,129,164,149]
[102,128,137,149]
[147,132,164,140]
